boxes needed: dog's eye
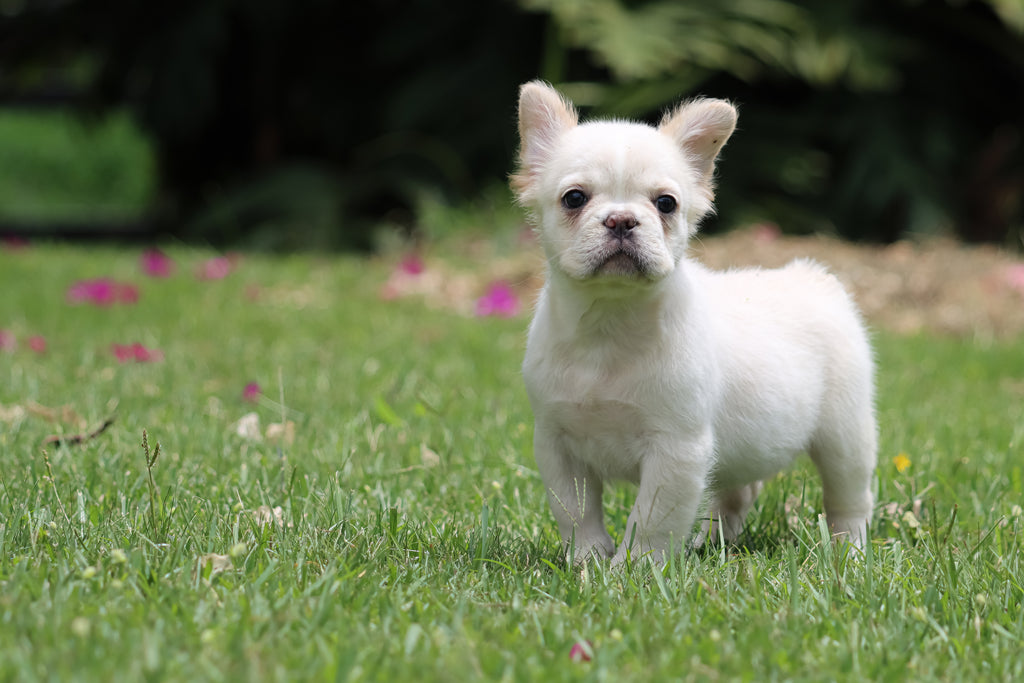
[561,189,588,210]
[655,195,677,214]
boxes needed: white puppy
[511,81,877,565]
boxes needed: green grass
[0,242,1022,681]
[0,109,155,223]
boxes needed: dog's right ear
[511,81,578,198]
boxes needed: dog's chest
[548,399,648,483]
[528,354,664,482]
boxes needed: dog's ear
[659,99,737,210]
[511,81,578,198]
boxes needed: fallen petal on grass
[475,281,520,318]
[399,253,425,275]
[140,249,174,277]
[235,412,261,441]
[0,404,28,423]
[196,256,235,280]
[569,641,594,662]
[196,553,233,578]
[243,382,261,403]
[112,342,164,363]
[420,443,441,468]
[893,452,911,473]
[1004,263,1024,294]
[251,505,286,529]
[752,222,781,243]
[265,421,295,445]
[1,235,29,249]
[0,329,15,352]
[27,335,46,354]
[68,279,139,306]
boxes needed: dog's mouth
[592,244,650,278]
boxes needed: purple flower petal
[1005,263,1024,294]
[243,382,261,402]
[67,279,139,306]
[569,641,593,662]
[140,249,174,278]
[68,278,113,305]
[475,281,520,318]
[399,254,425,276]
[1,235,28,250]
[112,343,134,363]
[112,342,163,363]
[197,257,233,280]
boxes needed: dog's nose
[604,212,638,238]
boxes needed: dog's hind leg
[694,481,763,547]
[809,408,877,548]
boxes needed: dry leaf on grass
[234,413,296,445]
[266,421,295,445]
[0,404,27,424]
[234,412,262,441]
[27,401,86,427]
[195,553,233,580]
[251,505,286,529]
[420,443,441,467]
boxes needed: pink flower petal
[112,342,163,363]
[243,382,261,402]
[1,235,29,250]
[136,343,163,362]
[112,343,134,363]
[116,283,139,304]
[67,279,139,306]
[27,335,46,354]
[399,254,425,276]
[140,249,174,278]
[752,222,781,243]
[0,330,16,352]
[196,257,233,281]
[68,278,112,305]
[569,641,593,662]
[475,281,520,318]
[1004,264,1024,294]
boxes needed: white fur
[513,82,877,565]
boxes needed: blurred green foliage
[1,0,1022,248]
[527,0,1024,245]
[0,109,154,224]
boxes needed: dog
[511,81,877,565]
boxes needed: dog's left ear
[659,99,737,208]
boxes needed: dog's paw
[828,516,869,549]
[568,533,615,565]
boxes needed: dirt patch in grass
[385,227,1024,340]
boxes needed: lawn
[0,238,1022,682]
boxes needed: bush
[2,0,1022,247]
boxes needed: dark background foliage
[1,0,1022,249]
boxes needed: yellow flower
[893,452,911,473]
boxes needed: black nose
[604,212,638,238]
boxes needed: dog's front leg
[611,434,713,567]
[534,426,615,564]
